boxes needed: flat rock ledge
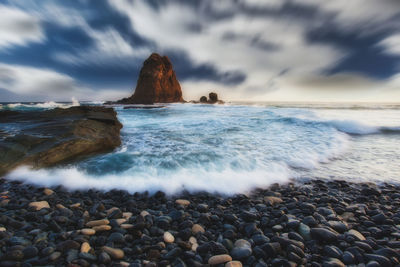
[0,106,122,175]
[0,178,399,266]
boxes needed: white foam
[7,164,292,195]
[6,97,80,110]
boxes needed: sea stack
[116,53,184,104]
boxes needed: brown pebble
[43,188,54,196]
[175,199,190,206]
[29,201,50,211]
[80,228,96,235]
[86,219,109,227]
[92,225,111,232]
[81,242,91,253]
[225,261,243,267]
[208,254,232,265]
[102,246,124,259]
[192,224,205,234]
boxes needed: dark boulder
[200,96,207,103]
[208,92,218,103]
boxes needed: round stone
[92,225,112,231]
[225,261,243,267]
[175,199,190,206]
[29,201,50,211]
[80,228,96,235]
[43,188,54,195]
[163,231,175,243]
[102,246,124,259]
[192,224,205,234]
[208,254,232,265]
[81,242,91,253]
[86,219,109,227]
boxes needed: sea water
[2,101,400,194]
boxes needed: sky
[0,0,400,102]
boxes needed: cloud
[0,4,44,49]
[0,63,84,96]
[379,34,400,56]
[0,62,131,102]
[260,72,400,102]
[109,0,345,99]
[53,27,150,67]
[290,0,400,33]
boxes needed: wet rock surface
[0,106,122,175]
[0,178,399,266]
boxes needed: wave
[4,97,80,110]
[270,110,400,136]
[7,164,292,195]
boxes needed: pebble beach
[1,178,400,267]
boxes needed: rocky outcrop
[197,92,224,104]
[0,106,122,175]
[116,53,184,104]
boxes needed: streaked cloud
[0,4,44,49]
[0,0,399,102]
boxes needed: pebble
[264,196,283,205]
[323,258,345,267]
[208,254,232,265]
[310,227,338,243]
[140,210,150,217]
[92,224,111,231]
[176,199,190,206]
[81,242,91,253]
[43,188,54,195]
[347,229,366,241]
[164,231,175,243]
[121,223,134,229]
[192,224,205,234]
[231,239,252,259]
[86,219,110,227]
[29,201,50,210]
[225,261,243,267]
[80,228,96,235]
[102,246,125,259]
[1,177,400,266]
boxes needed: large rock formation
[116,53,184,104]
[0,106,122,175]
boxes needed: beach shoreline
[1,177,399,267]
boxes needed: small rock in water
[29,201,50,210]
[208,254,232,265]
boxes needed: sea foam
[5,103,400,194]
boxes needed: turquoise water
[3,102,400,194]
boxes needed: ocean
[2,101,400,194]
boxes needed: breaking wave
[5,103,400,194]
